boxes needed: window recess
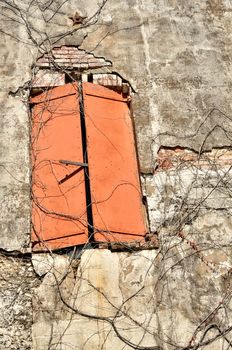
[30,82,148,251]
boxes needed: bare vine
[1,1,232,350]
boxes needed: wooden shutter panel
[31,83,88,251]
[83,82,147,242]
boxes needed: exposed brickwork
[36,46,112,70]
[93,73,122,87]
[156,147,232,171]
[92,74,130,94]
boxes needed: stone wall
[0,254,37,350]
[1,0,232,349]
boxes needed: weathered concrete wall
[1,0,232,349]
[32,249,232,350]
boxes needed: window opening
[30,81,149,251]
[31,47,150,251]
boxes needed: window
[31,82,147,251]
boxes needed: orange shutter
[31,83,88,251]
[83,82,147,242]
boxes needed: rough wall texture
[1,0,232,349]
[0,254,37,350]
[32,249,232,350]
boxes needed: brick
[156,147,232,172]
[80,63,89,69]
[53,53,77,59]
[60,63,72,68]
[72,63,82,69]
[67,48,80,52]
[88,62,102,68]
[37,62,51,67]
[37,57,49,63]
[51,50,69,55]
[71,59,87,64]
[86,58,99,63]
[59,46,71,51]
[54,58,72,63]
